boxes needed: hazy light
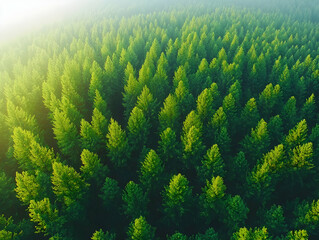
[0,0,78,39]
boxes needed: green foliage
[127,216,155,240]
[128,107,150,150]
[285,230,308,240]
[122,181,149,220]
[15,171,41,205]
[163,174,192,223]
[91,229,116,240]
[200,176,226,215]
[52,109,80,162]
[158,127,180,166]
[1,1,319,239]
[194,228,219,240]
[223,195,249,233]
[232,227,269,240]
[197,144,225,182]
[106,119,130,167]
[139,149,164,190]
[80,149,108,185]
[264,205,287,236]
[52,162,89,206]
[159,94,180,133]
[12,127,41,171]
[28,198,63,235]
[241,119,270,166]
[168,232,188,240]
[0,172,16,213]
[284,120,308,152]
[99,177,121,210]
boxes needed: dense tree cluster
[0,0,319,239]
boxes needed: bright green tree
[127,216,155,240]
[106,119,130,168]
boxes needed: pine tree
[80,119,101,153]
[240,98,260,138]
[135,86,158,123]
[52,109,80,165]
[301,94,316,128]
[15,171,41,205]
[163,174,193,226]
[223,195,249,234]
[150,52,170,102]
[194,228,219,240]
[123,73,142,121]
[80,149,108,186]
[174,80,195,121]
[284,119,308,152]
[28,198,63,236]
[139,149,164,192]
[89,61,104,102]
[51,162,89,206]
[258,84,282,120]
[127,107,150,151]
[281,96,298,132]
[91,229,116,240]
[263,205,287,236]
[200,176,226,220]
[106,119,130,168]
[12,127,41,171]
[157,128,180,170]
[196,88,214,124]
[99,177,121,210]
[232,227,269,240]
[122,181,149,220]
[241,119,270,166]
[182,125,205,170]
[197,144,225,183]
[268,115,284,147]
[173,66,189,89]
[248,144,286,205]
[159,94,180,133]
[127,216,155,240]
[93,90,110,120]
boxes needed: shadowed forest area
[0,0,319,239]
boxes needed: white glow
[0,0,77,34]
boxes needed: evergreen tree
[99,177,121,211]
[159,94,180,133]
[122,181,149,220]
[51,162,89,207]
[163,174,193,226]
[197,144,225,183]
[200,176,226,222]
[80,149,108,186]
[139,149,164,192]
[127,216,155,240]
[301,94,316,128]
[232,227,269,240]
[106,119,130,168]
[157,127,180,170]
[127,107,150,152]
[28,198,64,237]
[281,96,298,132]
[12,127,41,171]
[91,229,116,240]
[15,171,41,205]
[241,119,270,166]
[52,109,80,165]
[240,98,260,138]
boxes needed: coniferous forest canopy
[0,0,319,239]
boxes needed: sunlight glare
[0,0,77,33]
